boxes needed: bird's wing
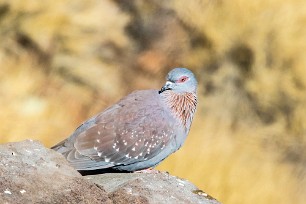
[65,90,177,170]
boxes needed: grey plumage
[52,68,198,172]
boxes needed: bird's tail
[51,139,71,154]
[51,139,114,171]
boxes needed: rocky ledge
[0,140,220,204]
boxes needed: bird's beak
[159,81,173,94]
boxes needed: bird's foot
[134,168,160,174]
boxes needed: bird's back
[52,90,185,171]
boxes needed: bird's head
[159,68,198,94]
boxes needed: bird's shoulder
[94,89,168,122]
[117,90,161,106]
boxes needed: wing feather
[59,90,178,170]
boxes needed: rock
[86,172,219,204]
[0,140,111,204]
[0,140,220,204]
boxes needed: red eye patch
[177,76,188,83]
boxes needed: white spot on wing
[96,139,100,143]
[97,152,102,157]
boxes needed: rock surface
[0,140,111,204]
[86,172,219,204]
[0,140,219,204]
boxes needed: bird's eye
[177,76,188,83]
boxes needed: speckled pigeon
[52,68,198,172]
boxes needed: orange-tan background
[1,1,306,203]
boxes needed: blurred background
[0,0,306,203]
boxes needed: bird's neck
[162,91,197,130]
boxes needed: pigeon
[52,68,198,173]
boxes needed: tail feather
[52,141,114,171]
[65,149,114,170]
